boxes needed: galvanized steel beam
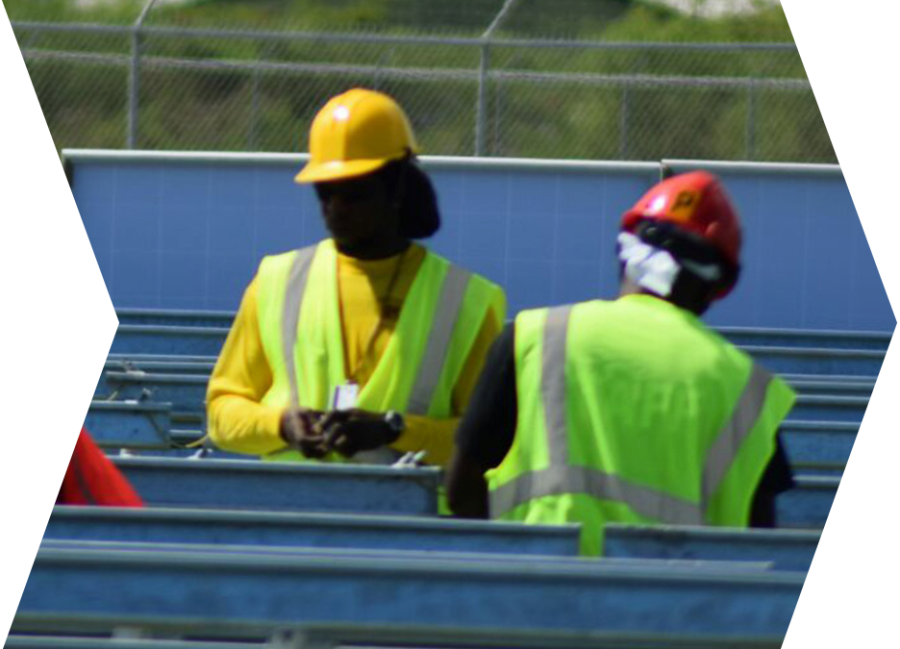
[19,546,804,636]
[111,457,441,516]
[46,506,580,557]
[604,524,820,572]
[85,401,172,449]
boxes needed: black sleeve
[455,323,518,469]
[748,433,795,528]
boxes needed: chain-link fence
[12,7,833,162]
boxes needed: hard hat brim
[294,158,391,184]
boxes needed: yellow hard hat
[295,88,420,184]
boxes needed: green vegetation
[7,0,834,162]
[5,0,145,24]
[5,0,796,40]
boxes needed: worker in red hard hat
[446,172,797,555]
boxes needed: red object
[57,428,144,507]
[621,171,743,268]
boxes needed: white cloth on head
[617,231,682,298]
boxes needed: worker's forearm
[207,395,285,456]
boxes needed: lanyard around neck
[347,245,411,384]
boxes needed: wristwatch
[384,410,406,438]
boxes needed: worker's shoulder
[467,271,505,298]
[674,316,754,369]
[425,249,505,297]
[257,249,298,265]
[514,300,612,324]
[256,242,324,273]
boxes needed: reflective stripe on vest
[281,245,317,413]
[490,304,776,524]
[279,244,473,416]
[407,264,472,414]
[490,465,705,526]
[702,362,773,508]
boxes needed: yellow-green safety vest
[256,239,505,464]
[487,294,796,555]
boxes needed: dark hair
[622,220,740,315]
[376,158,441,239]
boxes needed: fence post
[127,0,159,149]
[476,0,520,157]
[475,42,490,157]
[746,81,757,161]
[247,43,270,152]
[619,86,630,160]
[127,28,140,149]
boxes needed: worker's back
[489,292,795,554]
[564,294,748,482]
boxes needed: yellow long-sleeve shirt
[207,243,505,467]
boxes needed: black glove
[318,409,402,458]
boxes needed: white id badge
[332,382,359,411]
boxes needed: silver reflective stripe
[542,305,573,466]
[490,465,704,525]
[281,245,318,410]
[406,265,472,415]
[702,362,773,506]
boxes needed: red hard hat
[621,171,742,268]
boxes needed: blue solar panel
[69,152,894,330]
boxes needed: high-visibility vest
[487,294,796,555]
[256,239,505,463]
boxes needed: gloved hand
[317,409,402,459]
[280,408,328,459]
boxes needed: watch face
[386,411,405,432]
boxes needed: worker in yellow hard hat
[206,89,507,467]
